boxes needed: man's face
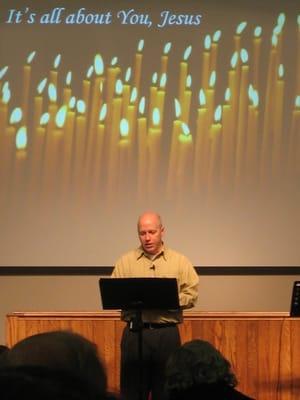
[138,214,164,255]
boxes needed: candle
[208,105,222,198]
[210,30,221,72]
[206,70,216,127]
[49,53,61,88]
[91,103,107,199]
[86,55,104,167]
[235,49,249,190]
[228,52,239,138]
[82,65,93,113]
[234,22,247,53]
[287,96,300,177]
[33,77,47,131]
[176,122,193,204]
[260,35,278,186]
[271,64,285,179]
[149,72,158,127]
[201,35,211,90]
[73,100,87,192]
[122,67,132,117]
[160,42,171,75]
[106,80,122,206]
[62,71,72,105]
[118,118,130,195]
[0,85,12,204]
[220,88,233,190]
[148,108,162,196]
[22,51,36,123]
[61,97,76,202]
[181,75,192,124]
[156,73,167,128]
[178,45,192,103]
[0,82,10,141]
[193,89,208,193]
[12,126,27,207]
[252,26,262,89]
[137,97,147,202]
[133,39,144,92]
[245,86,259,185]
[167,99,182,197]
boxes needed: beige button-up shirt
[111,246,199,324]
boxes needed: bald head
[137,212,164,255]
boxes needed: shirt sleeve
[178,257,199,309]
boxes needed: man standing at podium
[112,211,199,400]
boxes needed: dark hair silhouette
[165,340,254,400]
[0,330,108,399]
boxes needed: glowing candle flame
[0,66,8,80]
[69,96,76,109]
[277,13,286,28]
[130,87,138,103]
[213,30,221,42]
[254,26,262,37]
[273,25,281,36]
[115,79,123,95]
[53,54,61,69]
[240,48,248,63]
[87,65,93,79]
[225,88,231,102]
[48,83,57,102]
[27,50,36,64]
[278,64,284,78]
[252,90,259,108]
[159,73,167,88]
[179,123,192,143]
[236,21,247,35]
[40,112,50,126]
[199,89,206,107]
[183,45,192,61]
[76,100,86,114]
[295,95,300,108]
[174,98,181,118]
[37,78,47,95]
[111,57,118,66]
[94,54,104,75]
[152,72,158,85]
[125,67,131,82]
[16,126,27,150]
[152,108,160,126]
[65,71,72,86]
[9,107,22,124]
[214,105,222,123]
[204,34,211,50]
[298,15,300,26]
[139,97,145,115]
[231,52,238,69]
[186,75,192,88]
[163,42,172,54]
[182,122,190,136]
[138,39,144,52]
[55,105,67,128]
[120,118,129,137]
[209,71,216,88]
[99,103,107,122]
[2,87,11,104]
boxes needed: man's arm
[178,258,199,309]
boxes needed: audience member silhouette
[0,330,117,400]
[164,339,255,400]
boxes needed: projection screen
[0,0,299,266]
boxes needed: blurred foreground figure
[0,330,117,400]
[165,339,255,400]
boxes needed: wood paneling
[6,311,300,399]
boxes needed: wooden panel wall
[6,311,300,400]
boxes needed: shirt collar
[136,244,168,261]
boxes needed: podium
[99,277,180,400]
